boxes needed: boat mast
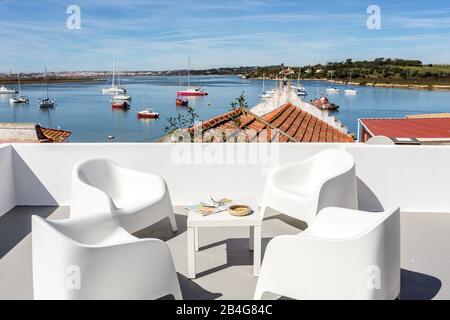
[18,73,21,94]
[117,62,121,87]
[262,73,265,92]
[112,60,116,88]
[187,54,190,88]
[45,68,49,99]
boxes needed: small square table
[186,200,262,279]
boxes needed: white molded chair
[71,158,177,234]
[261,149,358,225]
[32,213,182,300]
[254,207,401,300]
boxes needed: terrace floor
[0,206,449,300]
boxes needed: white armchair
[70,158,177,234]
[261,149,358,225]
[32,213,182,300]
[254,207,401,300]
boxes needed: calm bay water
[1,76,450,142]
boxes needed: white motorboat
[0,86,17,94]
[10,96,29,104]
[344,88,358,95]
[113,94,132,101]
[137,109,160,119]
[259,92,272,99]
[292,85,307,96]
[326,87,340,93]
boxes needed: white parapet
[0,145,16,217]
[5,143,450,214]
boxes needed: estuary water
[1,76,449,142]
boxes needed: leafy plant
[164,105,199,135]
[230,91,248,110]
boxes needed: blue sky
[0,0,449,72]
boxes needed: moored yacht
[176,87,208,96]
[344,88,358,95]
[137,109,160,119]
[102,61,127,94]
[113,93,132,101]
[39,98,55,108]
[10,74,29,104]
[10,96,29,104]
[293,70,308,96]
[259,74,272,98]
[176,54,208,96]
[326,87,340,93]
[0,86,17,94]
[39,68,55,108]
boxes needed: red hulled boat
[112,100,130,109]
[137,109,160,119]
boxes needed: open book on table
[185,198,233,216]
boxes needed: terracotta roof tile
[184,103,354,143]
[360,118,450,139]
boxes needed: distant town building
[0,123,71,143]
[359,117,450,145]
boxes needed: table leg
[187,227,196,279]
[253,226,261,277]
[194,227,199,252]
[249,227,254,251]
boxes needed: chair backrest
[33,213,122,246]
[76,158,121,201]
[308,206,399,240]
[305,207,401,299]
[299,149,355,192]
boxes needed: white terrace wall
[9,143,450,214]
[0,145,16,217]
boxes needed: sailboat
[176,55,208,96]
[102,61,127,94]
[326,73,340,93]
[292,70,307,96]
[39,68,55,108]
[10,73,29,104]
[259,74,272,98]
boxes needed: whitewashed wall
[0,145,16,217]
[8,143,450,214]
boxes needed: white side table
[186,201,262,279]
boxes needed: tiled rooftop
[188,103,354,143]
[360,118,450,139]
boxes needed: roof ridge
[189,108,243,134]
[263,102,292,123]
[243,108,299,142]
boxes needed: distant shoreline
[1,75,450,90]
[325,79,450,91]
[0,78,103,84]
[248,77,450,91]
